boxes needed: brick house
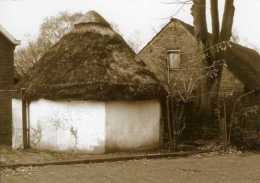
[138,18,260,103]
[137,18,260,139]
[137,18,245,97]
[0,24,20,145]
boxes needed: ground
[1,152,260,183]
[0,146,156,165]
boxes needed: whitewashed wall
[12,99,161,154]
[106,100,161,152]
[12,99,23,149]
[29,99,106,154]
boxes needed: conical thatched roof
[22,11,165,101]
[74,10,110,27]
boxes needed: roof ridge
[74,10,110,27]
[138,18,194,55]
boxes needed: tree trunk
[192,0,211,115]
[191,0,235,135]
[210,0,220,45]
[207,0,221,110]
[191,0,208,44]
[209,0,235,104]
[221,0,235,41]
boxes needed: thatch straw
[20,11,166,101]
[74,10,111,28]
[224,43,260,90]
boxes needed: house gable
[138,18,244,94]
[138,19,201,86]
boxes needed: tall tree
[191,0,235,114]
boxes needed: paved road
[1,153,260,183]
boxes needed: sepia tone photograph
[0,0,260,182]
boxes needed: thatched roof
[224,43,260,91]
[74,10,110,27]
[21,11,165,101]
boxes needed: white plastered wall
[12,99,161,153]
[29,99,106,154]
[105,100,161,151]
[12,99,23,149]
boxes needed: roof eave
[0,24,20,46]
[11,39,21,46]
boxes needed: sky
[0,0,259,51]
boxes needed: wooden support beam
[171,97,177,152]
[166,96,173,150]
[21,88,29,149]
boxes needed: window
[167,49,181,70]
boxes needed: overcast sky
[0,0,259,51]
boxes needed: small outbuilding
[13,11,165,153]
[0,24,20,146]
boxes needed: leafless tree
[112,24,143,53]
[15,11,83,76]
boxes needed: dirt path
[1,152,260,183]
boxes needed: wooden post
[27,101,30,148]
[21,88,29,149]
[171,98,177,152]
[223,99,227,151]
[166,96,173,150]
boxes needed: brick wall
[0,33,15,145]
[138,21,201,86]
[138,20,244,95]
